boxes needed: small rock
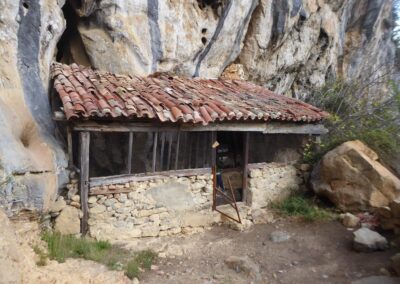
[132,278,139,284]
[391,253,400,276]
[213,274,225,280]
[224,256,261,281]
[70,201,81,208]
[88,196,97,204]
[342,213,360,228]
[49,198,67,213]
[251,208,274,224]
[71,195,80,202]
[300,164,311,172]
[380,267,391,276]
[151,265,159,271]
[353,228,389,252]
[270,231,291,243]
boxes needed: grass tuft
[41,232,156,279]
[33,245,48,266]
[272,193,333,221]
[125,250,157,279]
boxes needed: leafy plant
[304,75,400,164]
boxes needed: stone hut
[50,62,328,240]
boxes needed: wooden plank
[73,121,328,135]
[79,131,90,235]
[242,132,249,205]
[67,126,73,168]
[152,132,158,172]
[127,132,133,174]
[89,168,212,188]
[174,132,181,170]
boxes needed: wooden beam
[79,131,90,235]
[73,121,328,134]
[242,132,249,205]
[89,168,212,188]
[127,132,133,174]
[67,126,73,168]
[262,123,328,134]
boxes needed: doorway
[215,132,244,205]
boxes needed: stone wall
[247,162,306,209]
[86,173,220,241]
[57,162,310,240]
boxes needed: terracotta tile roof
[50,62,328,125]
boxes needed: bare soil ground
[137,219,397,284]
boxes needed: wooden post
[160,132,165,171]
[174,132,181,170]
[152,131,158,172]
[242,132,249,205]
[211,131,217,210]
[67,126,73,168]
[127,132,133,174]
[79,131,90,236]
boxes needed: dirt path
[135,219,396,284]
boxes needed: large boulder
[311,140,400,211]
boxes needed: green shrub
[272,194,333,221]
[304,78,400,164]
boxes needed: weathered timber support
[79,131,90,235]
[242,132,249,205]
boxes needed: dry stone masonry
[53,162,307,240]
[87,174,219,240]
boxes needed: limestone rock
[224,256,261,281]
[311,141,400,211]
[49,198,67,213]
[342,213,360,228]
[54,206,81,235]
[251,208,275,224]
[391,253,400,276]
[270,231,291,243]
[353,228,388,252]
[238,0,395,97]
[0,0,68,217]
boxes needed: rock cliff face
[0,0,396,215]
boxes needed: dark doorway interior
[215,132,244,204]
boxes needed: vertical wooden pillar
[152,131,158,172]
[211,131,217,210]
[67,126,73,168]
[242,132,249,205]
[174,132,181,170]
[79,131,90,236]
[127,132,133,174]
